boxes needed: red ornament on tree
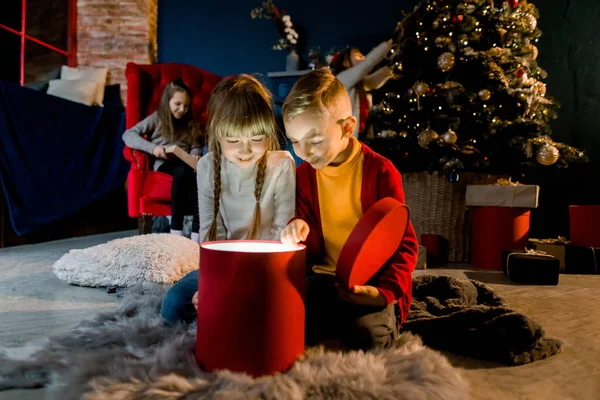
[507,0,519,8]
[452,15,464,23]
[516,67,525,78]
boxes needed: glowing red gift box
[196,241,306,377]
[336,197,410,290]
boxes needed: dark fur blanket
[402,275,562,365]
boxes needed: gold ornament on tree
[437,52,456,73]
[442,129,458,144]
[478,89,491,101]
[536,143,560,166]
[418,129,439,148]
[461,145,476,155]
[524,44,539,60]
[435,36,452,47]
[522,14,538,33]
[414,82,430,96]
[498,28,507,42]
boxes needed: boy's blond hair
[282,68,349,121]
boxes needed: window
[0,0,76,86]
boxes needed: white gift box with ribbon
[466,179,539,208]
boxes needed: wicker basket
[402,172,501,262]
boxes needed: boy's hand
[192,291,198,310]
[280,219,310,244]
[152,145,167,159]
[336,284,387,307]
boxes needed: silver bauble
[442,129,458,144]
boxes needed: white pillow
[61,65,108,106]
[52,234,200,287]
[47,79,98,106]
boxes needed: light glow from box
[201,241,303,253]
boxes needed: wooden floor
[1,232,599,399]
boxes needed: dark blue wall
[157,0,411,85]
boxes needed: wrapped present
[466,179,539,208]
[501,249,560,285]
[528,237,567,271]
[565,245,599,274]
[416,245,427,270]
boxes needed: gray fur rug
[0,284,468,399]
[403,275,562,365]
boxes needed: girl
[122,80,202,242]
[160,74,296,325]
[330,40,395,139]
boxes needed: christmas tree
[368,0,586,181]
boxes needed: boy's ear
[340,116,356,138]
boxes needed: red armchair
[123,62,223,233]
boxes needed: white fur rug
[52,234,199,287]
[0,284,469,399]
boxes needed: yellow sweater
[313,137,364,275]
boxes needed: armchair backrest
[125,62,223,131]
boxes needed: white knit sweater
[196,151,296,242]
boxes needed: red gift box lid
[336,197,410,290]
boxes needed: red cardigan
[296,143,418,323]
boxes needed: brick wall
[77,0,158,101]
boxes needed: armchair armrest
[123,146,150,171]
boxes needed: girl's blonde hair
[204,74,280,241]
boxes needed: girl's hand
[192,291,199,310]
[336,284,387,307]
[153,145,167,159]
[191,154,201,163]
[281,219,310,244]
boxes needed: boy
[280,68,418,351]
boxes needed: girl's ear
[340,116,356,138]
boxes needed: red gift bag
[569,205,600,247]
[471,207,530,270]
